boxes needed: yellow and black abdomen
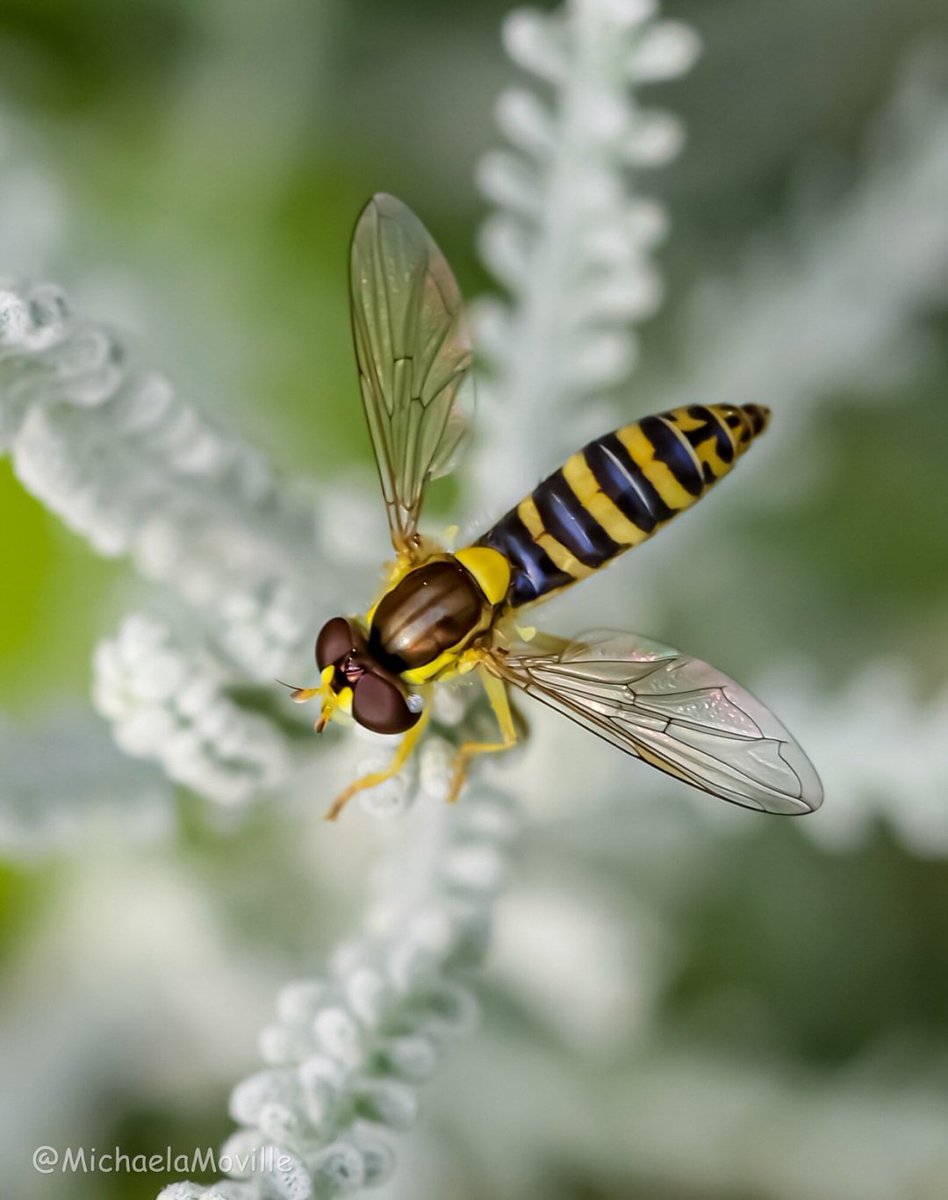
[476,404,770,607]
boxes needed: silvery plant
[2,1,948,1198]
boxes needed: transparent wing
[350,193,475,557]
[496,629,823,815]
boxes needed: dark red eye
[316,617,364,670]
[352,672,420,735]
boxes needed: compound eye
[316,617,363,670]
[352,672,420,735]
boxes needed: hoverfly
[290,194,823,821]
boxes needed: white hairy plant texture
[185,790,516,1200]
[473,0,699,501]
[0,274,516,1193]
[0,2,702,1195]
[1,2,948,1200]
[0,280,314,808]
[652,56,948,468]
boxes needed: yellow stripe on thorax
[561,452,648,547]
[454,546,510,605]
[616,423,695,511]
[402,646,467,684]
[517,495,596,580]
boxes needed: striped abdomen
[476,403,770,607]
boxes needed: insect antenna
[275,678,323,705]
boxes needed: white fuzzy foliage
[1,6,944,1199]
[660,58,948,440]
[93,614,294,805]
[158,785,519,1200]
[0,277,373,802]
[472,0,698,500]
[0,279,328,682]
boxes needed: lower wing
[491,629,822,816]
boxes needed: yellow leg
[325,695,431,822]
[448,666,518,803]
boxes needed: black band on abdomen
[479,511,573,605]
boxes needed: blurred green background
[2,1,948,1198]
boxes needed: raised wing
[350,193,475,557]
[496,630,822,815]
